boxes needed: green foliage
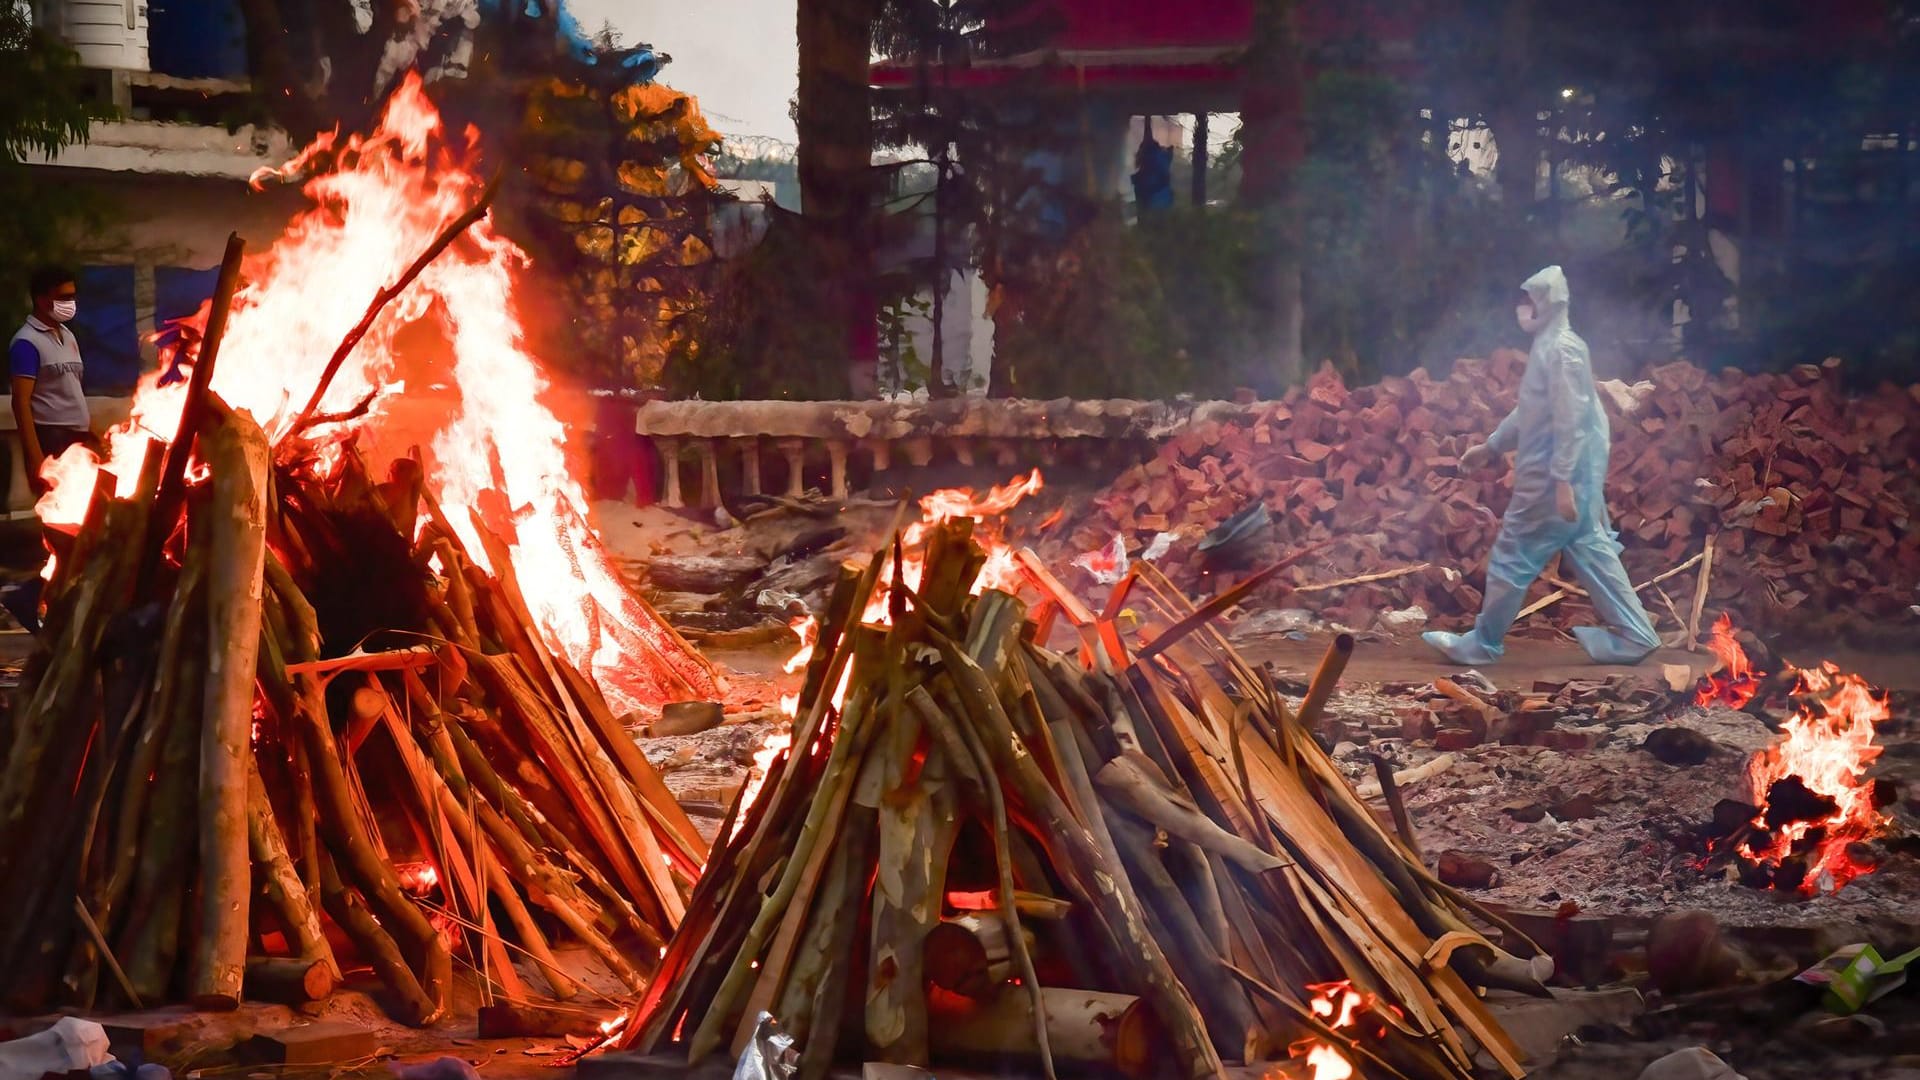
[661,211,857,400]
[0,5,113,322]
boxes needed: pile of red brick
[1065,353,1920,641]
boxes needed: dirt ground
[6,496,1920,1080]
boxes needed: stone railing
[635,398,1259,508]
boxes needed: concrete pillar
[696,439,721,508]
[738,437,762,496]
[657,437,683,508]
[902,436,934,469]
[826,439,849,501]
[777,438,807,498]
[989,439,1018,468]
[952,439,976,467]
[867,439,891,473]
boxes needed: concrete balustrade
[636,397,1262,509]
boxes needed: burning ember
[1738,661,1891,893]
[1696,614,1762,708]
[34,73,711,714]
[395,862,440,896]
[1697,619,1893,894]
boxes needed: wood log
[928,988,1165,1077]
[246,756,340,980]
[316,852,437,1025]
[191,402,271,1010]
[864,729,959,1065]
[776,807,876,1080]
[1294,632,1353,734]
[925,913,1024,1001]
[290,672,450,1024]
[1107,815,1263,1063]
[244,956,336,1004]
[118,535,210,1003]
[1095,754,1289,874]
[927,631,1225,1080]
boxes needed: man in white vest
[10,266,97,496]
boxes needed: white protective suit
[1423,266,1661,665]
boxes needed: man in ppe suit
[1423,266,1661,666]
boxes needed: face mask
[49,299,77,323]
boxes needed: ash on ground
[1317,689,1920,938]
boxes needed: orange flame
[782,614,817,677]
[1275,980,1401,1080]
[733,729,791,842]
[37,73,710,714]
[1696,614,1762,708]
[1739,661,1890,893]
[861,469,1043,623]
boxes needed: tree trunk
[1490,0,1538,213]
[1238,0,1307,392]
[796,0,882,396]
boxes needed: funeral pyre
[1692,618,1896,895]
[619,522,1543,1080]
[0,74,713,1017]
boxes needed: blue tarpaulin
[73,265,140,393]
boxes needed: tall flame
[1740,662,1890,893]
[34,73,711,713]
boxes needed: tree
[0,4,113,320]
[796,0,886,396]
[1238,0,1308,392]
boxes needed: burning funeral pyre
[620,520,1538,1080]
[1695,617,1895,895]
[0,76,711,1018]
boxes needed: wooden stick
[1517,550,1705,620]
[1136,539,1334,663]
[1095,755,1289,873]
[72,897,141,1009]
[288,170,502,435]
[1351,754,1455,802]
[192,401,271,1009]
[930,692,1056,1080]
[246,757,340,980]
[143,232,243,588]
[1294,632,1354,734]
[316,853,437,1024]
[1686,533,1717,651]
[1370,754,1424,862]
[1293,563,1432,594]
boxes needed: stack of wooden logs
[621,523,1540,1080]
[0,396,703,1021]
[1069,354,1920,640]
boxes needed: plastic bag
[732,1012,797,1080]
[0,1017,113,1080]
